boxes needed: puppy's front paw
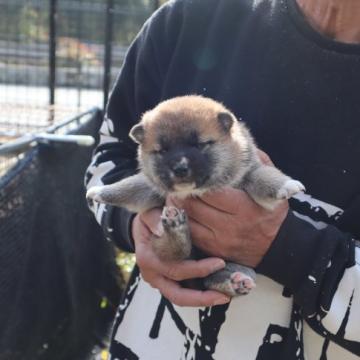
[86,186,104,203]
[277,179,305,200]
[153,206,191,261]
[161,206,187,230]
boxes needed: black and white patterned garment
[85,0,360,358]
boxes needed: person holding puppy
[85,0,360,358]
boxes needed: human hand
[132,208,231,307]
[167,150,288,268]
[257,148,274,166]
[169,190,288,267]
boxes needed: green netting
[0,110,123,360]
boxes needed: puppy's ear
[217,112,234,133]
[129,124,145,144]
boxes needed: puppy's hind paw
[277,179,305,200]
[230,272,256,295]
[204,271,256,297]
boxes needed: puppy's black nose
[172,162,189,178]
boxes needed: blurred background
[0,0,166,139]
[0,1,166,359]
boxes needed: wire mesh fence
[0,2,164,358]
[0,0,166,175]
[0,0,163,135]
[0,2,170,358]
[0,110,125,360]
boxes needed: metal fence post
[49,0,57,115]
[103,0,114,110]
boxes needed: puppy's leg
[204,262,256,297]
[86,173,164,213]
[242,165,305,210]
[152,206,192,262]
[156,210,256,296]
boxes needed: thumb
[140,208,163,236]
[257,149,274,166]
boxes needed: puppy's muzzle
[172,162,190,179]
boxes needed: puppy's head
[129,96,252,196]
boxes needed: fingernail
[213,297,230,306]
[212,260,226,272]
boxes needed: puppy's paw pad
[230,272,256,295]
[86,186,104,202]
[277,180,305,199]
[161,206,187,228]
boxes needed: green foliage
[0,0,164,44]
[18,4,48,41]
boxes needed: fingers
[198,189,240,214]
[174,188,249,217]
[187,219,219,255]
[160,257,225,281]
[200,188,255,214]
[257,148,274,166]
[169,195,229,226]
[136,242,230,306]
[154,276,230,307]
[133,203,231,307]
[140,208,163,236]
[138,251,226,282]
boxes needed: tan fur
[87,95,305,297]
[140,95,245,152]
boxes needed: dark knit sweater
[85,0,360,358]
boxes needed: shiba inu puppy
[87,95,305,296]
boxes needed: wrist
[231,204,289,268]
[256,211,315,285]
